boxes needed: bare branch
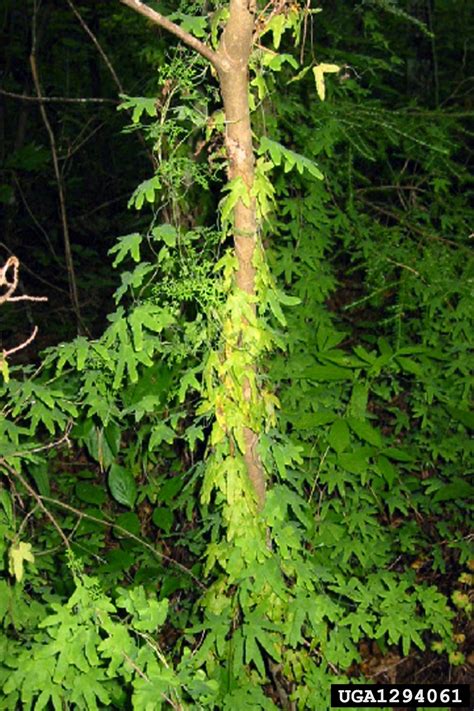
[120,0,219,69]
[8,296,49,303]
[67,0,155,166]
[0,255,47,362]
[0,458,71,549]
[29,50,83,332]
[0,243,69,296]
[0,256,20,305]
[2,327,39,358]
[40,495,207,590]
[0,88,117,104]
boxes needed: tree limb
[120,0,219,69]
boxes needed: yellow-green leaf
[0,357,9,383]
[8,541,35,582]
[313,63,340,101]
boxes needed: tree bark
[216,0,266,509]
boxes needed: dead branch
[0,256,20,305]
[0,255,47,362]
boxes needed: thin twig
[360,198,470,250]
[66,0,155,166]
[29,39,83,332]
[13,177,63,266]
[62,119,105,162]
[384,257,421,277]
[66,0,124,92]
[1,447,206,590]
[5,425,73,458]
[40,496,207,590]
[0,255,47,360]
[3,327,39,357]
[0,458,71,549]
[0,256,20,305]
[8,295,48,303]
[0,243,70,296]
[300,0,311,65]
[0,87,117,104]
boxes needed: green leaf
[0,488,13,525]
[264,14,287,49]
[328,419,350,453]
[152,507,174,534]
[28,462,51,496]
[447,406,474,430]
[75,482,106,506]
[381,447,415,462]
[211,8,228,47]
[151,223,178,247]
[433,479,474,502]
[267,289,287,326]
[75,337,89,370]
[114,512,141,536]
[220,177,250,224]
[170,12,208,38]
[0,184,14,204]
[98,548,135,573]
[339,449,370,475]
[109,232,143,266]
[262,52,298,71]
[5,143,50,171]
[276,290,301,306]
[135,596,169,632]
[158,477,184,503]
[349,382,368,419]
[118,95,158,123]
[184,424,204,450]
[376,455,398,487]
[108,464,137,509]
[0,357,10,383]
[396,356,422,376]
[0,580,10,621]
[258,136,324,180]
[149,423,175,451]
[128,176,161,210]
[303,364,354,381]
[178,369,201,402]
[348,417,382,447]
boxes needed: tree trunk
[120,0,266,509]
[216,0,266,509]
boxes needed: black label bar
[330,684,471,708]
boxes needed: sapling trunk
[120,0,266,509]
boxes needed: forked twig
[0,255,47,362]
